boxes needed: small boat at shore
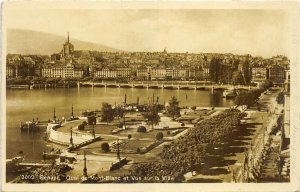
[20,121,40,132]
[223,87,237,98]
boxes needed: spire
[163,47,167,53]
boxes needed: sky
[4,3,293,57]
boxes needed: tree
[78,123,85,130]
[234,89,264,109]
[101,142,110,152]
[142,104,160,131]
[191,106,196,111]
[242,58,251,84]
[101,102,114,123]
[128,134,132,140]
[209,57,220,83]
[156,132,164,140]
[276,92,285,105]
[166,96,181,120]
[232,71,244,85]
[114,105,124,123]
[234,92,252,109]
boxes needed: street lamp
[92,122,95,138]
[83,151,88,178]
[117,138,121,161]
[70,126,73,146]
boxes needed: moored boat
[223,87,237,98]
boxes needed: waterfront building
[136,66,150,81]
[166,68,173,80]
[203,66,210,81]
[194,67,204,80]
[166,68,188,80]
[188,67,196,80]
[41,60,84,78]
[6,65,16,78]
[94,68,117,79]
[116,67,132,80]
[41,65,53,77]
[150,67,166,80]
[251,67,268,83]
[269,64,285,85]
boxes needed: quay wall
[47,123,94,145]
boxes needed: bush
[78,123,85,130]
[83,121,88,125]
[156,132,164,140]
[181,122,185,126]
[191,106,197,111]
[276,92,285,105]
[167,131,171,135]
[128,134,132,139]
[136,147,141,153]
[101,142,110,152]
[137,126,147,133]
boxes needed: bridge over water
[79,81,254,91]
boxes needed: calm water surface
[6,87,233,161]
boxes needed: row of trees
[234,89,264,109]
[234,81,273,109]
[209,56,251,85]
[129,109,247,182]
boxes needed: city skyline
[4,6,292,57]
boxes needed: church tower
[61,32,74,58]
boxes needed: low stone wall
[47,123,95,145]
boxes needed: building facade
[251,67,268,82]
[94,68,117,79]
[269,65,285,84]
[136,67,149,80]
[150,67,167,80]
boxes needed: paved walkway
[187,87,283,183]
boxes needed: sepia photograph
[1,1,300,192]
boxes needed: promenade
[186,87,283,183]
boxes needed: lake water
[6,87,233,161]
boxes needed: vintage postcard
[1,1,300,192]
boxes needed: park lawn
[73,138,117,155]
[117,128,174,139]
[57,120,85,133]
[85,124,117,134]
[120,140,154,151]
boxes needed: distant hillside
[6,29,121,55]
